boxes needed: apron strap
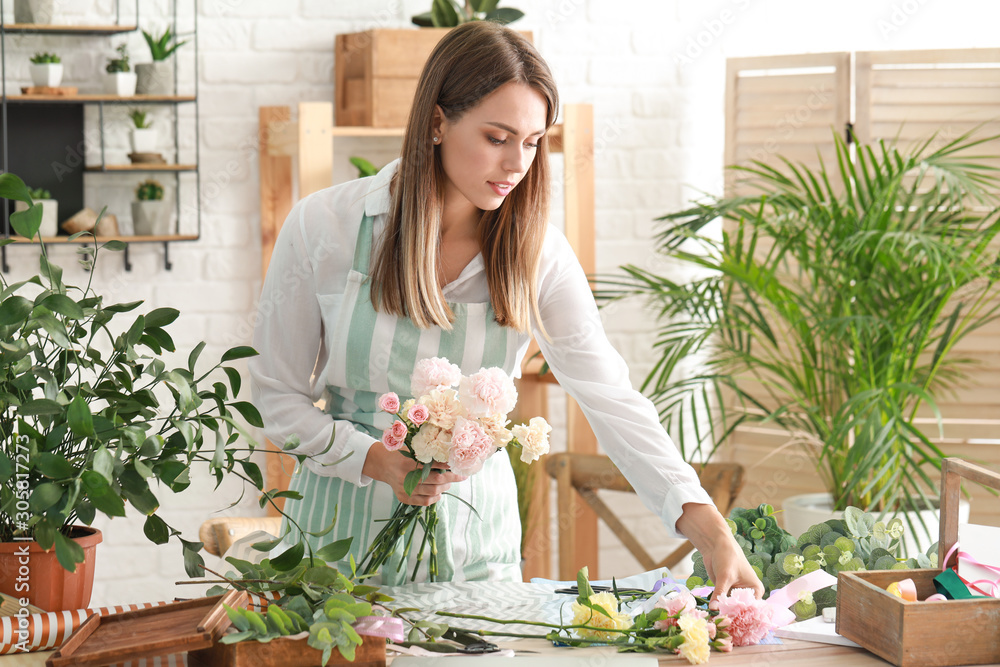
[352,214,376,274]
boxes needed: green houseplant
[28,52,62,87]
[0,173,272,609]
[412,0,524,27]
[128,108,157,155]
[132,178,170,236]
[104,43,136,96]
[137,27,188,95]
[597,131,1000,539]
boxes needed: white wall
[5,0,999,604]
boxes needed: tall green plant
[597,131,1000,514]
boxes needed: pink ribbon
[942,542,1000,598]
[353,616,406,642]
[765,569,838,627]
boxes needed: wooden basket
[334,28,532,128]
[836,458,1000,667]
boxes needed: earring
[433,136,439,143]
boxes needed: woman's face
[435,81,548,216]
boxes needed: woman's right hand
[362,443,467,506]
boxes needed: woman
[250,21,762,597]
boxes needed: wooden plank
[867,104,1000,122]
[9,234,198,244]
[736,73,838,95]
[736,108,837,128]
[871,68,1000,87]
[84,164,197,172]
[861,47,1000,66]
[872,86,1000,104]
[4,23,137,33]
[8,94,196,103]
[298,102,333,198]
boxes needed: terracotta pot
[0,526,102,611]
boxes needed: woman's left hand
[675,502,765,606]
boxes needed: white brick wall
[5,0,1000,603]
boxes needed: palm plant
[597,130,1000,515]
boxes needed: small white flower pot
[131,200,172,236]
[29,62,63,87]
[105,72,137,97]
[130,127,157,153]
[135,62,174,96]
[14,199,58,238]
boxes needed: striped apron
[284,213,524,585]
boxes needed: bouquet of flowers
[360,357,551,581]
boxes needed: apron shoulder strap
[352,214,376,274]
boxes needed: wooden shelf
[2,24,137,35]
[9,234,198,244]
[8,94,196,104]
[85,164,198,172]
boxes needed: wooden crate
[836,459,1000,667]
[334,28,532,128]
[189,633,386,667]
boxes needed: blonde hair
[369,21,559,334]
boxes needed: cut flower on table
[359,357,551,582]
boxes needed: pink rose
[713,636,733,652]
[381,429,404,451]
[447,417,494,476]
[714,588,774,647]
[411,357,462,398]
[653,589,697,630]
[407,403,429,426]
[378,392,400,414]
[390,420,408,440]
[458,367,517,418]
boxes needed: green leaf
[251,532,288,552]
[239,460,264,489]
[29,482,64,513]
[92,446,115,483]
[81,470,127,517]
[270,541,305,571]
[18,398,64,416]
[187,341,206,373]
[183,541,206,578]
[0,295,33,326]
[221,345,258,362]
[143,514,171,544]
[431,0,461,26]
[54,531,86,573]
[101,240,127,252]
[167,370,198,415]
[230,401,264,428]
[39,294,85,320]
[0,450,13,483]
[485,7,524,23]
[223,366,242,397]
[35,452,76,479]
[403,469,422,496]
[10,203,43,240]
[125,315,145,346]
[67,394,95,437]
[144,307,180,329]
[0,172,34,204]
[314,537,352,563]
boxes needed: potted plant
[131,178,170,235]
[104,43,136,96]
[598,130,1000,549]
[29,52,62,87]
[0,172,277,611]
[411,0,524,26]
[128,108,157,154]
[136,27,187,96]
[14,0,54,24]
[12,187,58,238]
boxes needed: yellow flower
[677,613,711,665]
[570,592,631,641]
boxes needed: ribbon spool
[886,578,918,602]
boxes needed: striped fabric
[283,214,524,585]
[0,601,164,655]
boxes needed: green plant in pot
[28,52,62,88]
[105,43,136,96]
[0,172,277,611]
[137,27,188,95]
[412,0,524,27]
[13,187,58,239]
[128,108,157,156]
[132,178,170,236]
[597,130,1000,549]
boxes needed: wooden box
[334,28,532,128]
[837,459,1000,667]
[189,633,386,667]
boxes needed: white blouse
[249,159,715,539]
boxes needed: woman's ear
[432,104,447,142]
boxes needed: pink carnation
[378,392,400,414]
[407,403,429,426]
[411,357,462,398]
[447,416,494,476]
[459,367,517,418]
[390,420,408,440]
[713,635,733,652]
[653,589,697,630]
[381,429,404,451]
[714,588,774,647]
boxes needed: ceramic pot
[132,200,171,236]
[135,62,173,96]
[14,199,58,238]
[29,62,62,87]
[130,127,157,153]
[0,526,102,611]
[782,492,971,558]
[14,0,54,23]
[104,72,137,97]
